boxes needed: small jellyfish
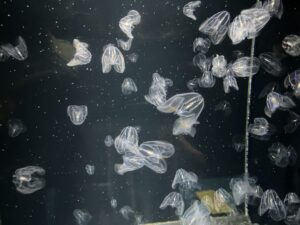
[193,53,212,72]
[284,69,300,98]
[139,141,175,159]
[111,198,118,209]
[284,193,300,224]
[104,135,114,147]
[121,78,138,95]
[265,91,295,117]
[67,39,92,67]
[223,71,239,93]
[1,36,28,61]
[0,47,9,62]
[160,192,185,216]
[114,126,139,154]
[73,209,92,225]
[114,155,144,175]
[199,11,231,45]
[198,71,215,88]
[259,52,283,76]
[192,37,211,53]
[181,201,211,225]
[263,0,284,19]
[119,10,141,39]
[12,166,45,194]
[67,105,88,125]
[187,78,200,91]
[182,1,201,21]
[117,38,133,51]
[282,34,300,57]
[172,168,198,190]
[258,189,287,221]
[248,117,270,136]
[268,142,297,168]
[144,73,173,107]
[102,44,125,74]
[119,205,135,220]
[214,100,232,116]
[232,135,245,152]
[126,52,139,63]
[7,119,27,138]
[284,111,300,134]
[85,164,95,175]
[231,57,260,77]
[212,54,227,78]
[228,14,253,44]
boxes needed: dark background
[0,0,299,224]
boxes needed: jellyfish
[231,57,260,77]
[160,192,185,216]
[114,126,139,154]
[85,164,95,175]
[0,47,9,62]
[172,168,198,190]
[12,166,45,194]
[1,36,28,61]
[282,35,300,57]
[263,0,284,19]
[181,201,211,225]
[214,100,232,116]
[121,78,138,95]
[259,52,283,76]
[126,53,139,63]
[101,44,125,73]
[232,135,245,152]
[223,71,239,93]
[119,10,141,39]
[172,115,199,137]
[284,111,300,134]
[211,54,227,78]
[119,206,135,220]
[73,209,92,225]
[228,14,253,45]
[265,91,295,117]
[198,71,215,88]
[67,105,88,125]
[67,39,92,67]
[284,69,300,98]
[187,78,200,91]
[248,117,270,136]
[199,11,231,45]
[104,135,114,147]
[258,189,287,221]
[268,142,297,168]
[110,198,118,209]
[193,37,211,54]
[139,141,175,159]
[117,38,133,51]
[182,1,201,21]
[7,119,27,138]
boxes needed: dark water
[0,0,299,225]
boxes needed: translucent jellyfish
[67,39,92,67]
[282,34,300,57]
[172,168,198,190]
[85,164,95,175]
[259,52,283,76]
[114,126,139,154]
[263,0,284,19]
[193,53,212,72]
[199,11,231,45]
[181,201,211,225]
[12,166,45,194]
[284,111,300,134]
[223,71,239,93]
[230,176,263,206]
[265,91,295,117]
[139,141,175,159]
[144,73,173,107]
[183,1,201,20]
[248,117,270,136]
[284,193,300,225]
[232,135,245,152]
[121,78,138,95]
[126,53,139,63]
[214,100,232,116]
[198,71,215,88]
[67,105,88,125]
[119,10,141,39]
[104,135,114,147]
[228,14,253,44]
[101,44,125,73]
[268,142,297,168]
[258,189,287,221]
[214,188,237,212]
[73,209,92,225]
[114,154,144,175]
[240,7,271,38]
[160,192,184,216]
[284,193,300,205]
[117,38,133,51]
[1,36,28,61]
[119,205,135,220]
[111,198,118,209]
[231,57,260,77]
[284,69,300,98]
[187,78,200,91]
[193,37,211,54]
[212,54,227,78]
[7,119,27,138]
[0,47,9,61]
[173,115,199,137]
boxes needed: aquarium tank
[0,0,299,225]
